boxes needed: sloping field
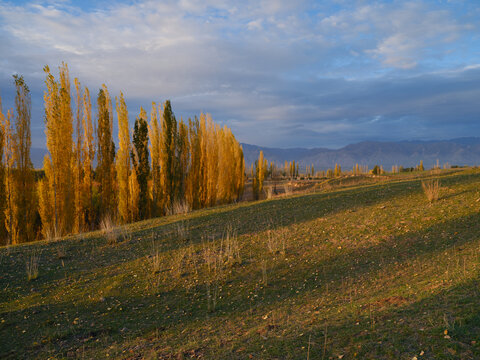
[1,170,480,359]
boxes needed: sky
[0,0,479,149]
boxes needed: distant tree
[334,163,342,177]
[371,165,381,175]
[253,150,267,200]
[418,160,424,171]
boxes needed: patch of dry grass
[422,179,440,202]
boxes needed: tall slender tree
[149,102,162,216]
[39,63,74,238]
[116,91,131,223]
[96,85,116,219]
[2,109,17,243]
[131,107,149,219]
[160,100,177,210]
[81,87,95,229]
[0,99,5,244]
[12,75,36,243]
[73,78,84,233]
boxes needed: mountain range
[241,138,480,171]
[30,137,480,171]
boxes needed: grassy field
[1,169,480,359]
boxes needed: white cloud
[0,0,478,148]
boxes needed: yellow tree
[12,75,36,243]
[0,99,5,243]
[129,167,140,222]
[205,115,219,207]
[81,87,95,230]
[199,113,208,207]
[73,78,84,233]
[148,102,162,216]
[233,142,245,201]
[2,109,18,243]
[115,91,131,223]
[40,63,75,237]
[186,116,201,209]
[177,118,189,202]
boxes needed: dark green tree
[160,100,178,209]
[131,107,150,219]
[96,86,116,219]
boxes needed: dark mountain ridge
[242,137,480,170]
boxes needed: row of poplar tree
[0,63,245,245]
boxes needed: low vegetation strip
[1,169,480,359]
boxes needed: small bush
[422,179,440,203]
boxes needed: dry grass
[175,220,190,242]
[26,249,40,281]
[266,227,287,255]
[422,179,440,202]
[221,224,241,264]
[100,215,119,245]
[283,183,293,196]
[44,225,61,242]
[167,200,191,216]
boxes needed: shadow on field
[2,207,480,358]
[140,170,480,255]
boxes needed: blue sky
[0,0,479,149]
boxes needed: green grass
[1,169,480,359]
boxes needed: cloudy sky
[0,0,479,149]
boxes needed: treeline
[0,63,245,245]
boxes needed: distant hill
[31,137,480,170]
[242,137,480,170]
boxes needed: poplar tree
[2,110,17,243]
[186,116,201,209]
[81,87,95,229]
[234,143,245,201]
[205,115,219,206]
[73,78,84,232]
[149,102,162,216]
[160,100,177,209]
[253,150,266,200]
[40,63,74,238]
[12,75,36,243]
[0,100,5,243]
[116,91,131,223]
[176,119,189,202]
[96,85,116,219]
[131,107,150,219]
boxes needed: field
[1,169,480,359]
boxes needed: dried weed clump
[422,179,440,203]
